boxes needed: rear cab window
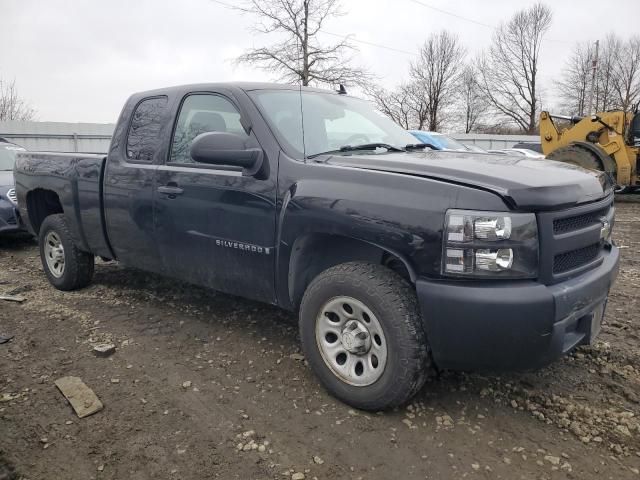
[126,96,168,162]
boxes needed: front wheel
[39,214,95,291]
[299,262,430,411]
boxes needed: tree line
[558,34,640,116]
[234,0,640,134]
[3,0,639,130]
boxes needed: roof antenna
[337,84,347,95]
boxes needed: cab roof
[131,82,345,98]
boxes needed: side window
[126,96,168,161]
[169,94,248,164]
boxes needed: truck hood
[0,171,14,188]
[321,150,612,210]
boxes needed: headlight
[442,209,538,278]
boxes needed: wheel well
[288,234,414,309]
[26,189,63,234]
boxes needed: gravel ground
[0,202,639,480]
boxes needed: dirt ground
[1,202,639,480]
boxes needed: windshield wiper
[341,143,405,153]
[308,143,405,159]
[405,143,437,151]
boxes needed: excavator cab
[629,108,640,147]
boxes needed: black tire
[546,145,603,171]
[299,262,430,411]
[38,214,94,291]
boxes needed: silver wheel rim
[315,296,388,387]
[44,231,65,278]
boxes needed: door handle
[158,185,184,196]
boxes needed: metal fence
[0,121,115,153]
[452,133,540,150]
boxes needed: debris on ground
[0,393,20,403]
[0,295,25,303]
[54,376,104,418]
[92,343,116,357]
[0,334,14,345]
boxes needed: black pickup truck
[14,83,619,410]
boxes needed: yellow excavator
[539,109,640,191]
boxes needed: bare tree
[558,34,640,115]
[557,42,594,116]
[232,0,370,87]
[456,64,488,133]
[0,78,35,122]
[477,3,552,133]
[594,33,621,112]
[612,36,640,112]
[367,82,429,130]
[409,31,465,131]
[367,85,413,130]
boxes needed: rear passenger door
[153,92,278,303]
[104,95,170,273]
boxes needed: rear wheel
[299,262,430,411]
[39,214,94,291]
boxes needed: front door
[153,92,277,303]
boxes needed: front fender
[274,165,509,309]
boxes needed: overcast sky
[1,0,639,124]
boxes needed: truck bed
[14,151,112,258]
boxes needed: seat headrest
[190,111,227,132]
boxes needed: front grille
[553,243,601,274]
[6,188,17,204]
[553,207,609,234]
[537,193,614,284]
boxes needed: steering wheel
[343,134,370,146]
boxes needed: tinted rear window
[126,96,168,161]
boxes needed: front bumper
[416,245,620,371]
[0,201,25,234]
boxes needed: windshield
[0,145,23,171]
[248,89,418,158]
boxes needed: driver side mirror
[190,131,267,178]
